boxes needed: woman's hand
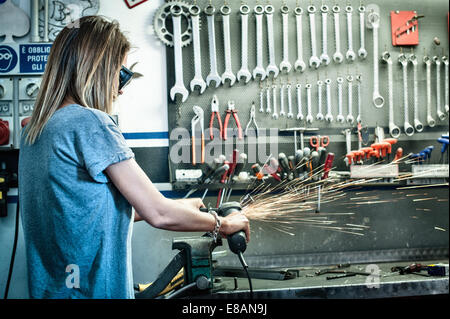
[219,211,250,243]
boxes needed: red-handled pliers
[223,101,243,140]
[209,95,223,140]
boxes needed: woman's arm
[105,158,250,240]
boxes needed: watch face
[39,0,100,42]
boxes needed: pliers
[245,102,259,137]
[223,101,243,140]
[209,95,223,140]
[191,105,204,165]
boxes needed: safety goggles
[119,65,134,91]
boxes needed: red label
[124,0,148,9]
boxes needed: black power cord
[3,199,19,299]
[238,251,253,299]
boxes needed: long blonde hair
[24,16,131,145]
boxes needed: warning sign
[19,44,52,73]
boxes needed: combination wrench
[399,53,414,136]
[320,5,331,66]
[266,83,272,113]
[423,56,436,127]
[287,83,294,118]
[367,9,384,108]
[346,75,355,124]
[265,5,279,78]
[433,56,446,121]
[253,5,267,81]
[220,5,236,86]
[325,78,334,122]
[308,5,321,69]
[189,5,207,94]
[306,83,314,123]
[259,84,265,113]
[336,77,345,123]
[280,83,286,117]
[381,51,401,138]
[280,4,292,73]
[296,84,304,120]
[332,5,344,64]
[272,84,279,119]
[237,4,252,84]
[345,6,356,62]
[356,75,362,123]
[358,5,367,59]
[205,4,222,88]
[443,56,449,114]
[316,80,324,121]
[169,5,189,103]
[409,54,424,132]
[294,7,307,72]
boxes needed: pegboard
[164,0,449,183]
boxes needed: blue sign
[19,44,52,73]
[0,45,18,73]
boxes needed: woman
[18,16,250,299]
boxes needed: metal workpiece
[280,5,292,73]
[398,53,415,137]
[305,83,314,123]
[253,5,266,81]
[189,5,206,94]
[296,83,304,120]
[265,5,279,78]
[433,56,446,121]
[358,5,368,59]
[325,79,334,122]
[367,9,384,108]
[220,5,236,86]
[332,5,344,64]
[272,84,279,119]
[336,77,345,123]
[237,4,252,84]
[356,75,362,123]
[316,80,324,121]
[423,56,436,127]
[408,54,424,133]
[294,6,307,72]
[382,51,401,138]
[205,4,221,88]
[320,5,331,66]
[443,56,449,114]
[346,76,355,124]
[345,5,356,62]
[308,5,321,69]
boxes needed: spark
[434,227,446,232]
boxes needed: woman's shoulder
[55,104,117,127]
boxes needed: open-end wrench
[280,4,292,73]
[272,84,279,119]
[306,83,314,123]
[367,10,384,108]
[266,82,272,113]
[320,5,331,66]
[433,56,446,121]
[423,56,436,127]
[346,75,355,124]
[356,75,362,123]
[205,4,221,88]
[265,5,279,78]
[308,5,321,69]
[280,83,286,117]
[253,5,267,81]
[169,5,189,103]
[345,6,356,62]
[358,5,367,59]
[398,53,414,136]
[336,77,345,123]
[325,78,334,122]
[316,80,324,121]
[237,4,252,84]
[296,83,304,120]
[294,7,307,72]
[443,56,449,114]
[381,51,401,138]
[332,5,344,64]
[189,5,206,94]
[409,54,424,132]
[287,83,294,118]
[220,5,236,86]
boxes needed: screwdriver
[201,163,230,200]
[294,150,304,178]
[322,153,335,179]
[393,147,403,162]
[310,151,320,171]
[317,147,328,166]
[251,163,264,180]
[437,137,449,164]
[278,153,291,180]
[225,153,247,202]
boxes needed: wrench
[443,56,449,114]
[332,5,344,64]
[237,5,252,84]
[367,10,384,108]
[409,54,424,132]
[399,53,414,136]
[205,5,222,88]
[266,83,272,114]
[346,75,354,124]
[265,5,279,78]
[169,5,189,103]
[272,84,279,119]
[356,75,362,123]
[294,7,307,72]
[320,5,331,66]
[325,78,334,122]
[189,5,206,94]
[287,83,294,118]
[423,56,436,127]
[433,56,446,121]
[220,5,236,86]
[358,5,368,59]
[306,83,314,123]
[336,77,345,123]
[280,83,286,117]
[280,5,292,73]
[316,80,324,121]
[259,84,265,113]
[308,5,321,69]
[296,84,304,120]
[381,51,401,138]
[345,6,356,62]
[253,5,267,81]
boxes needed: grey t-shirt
[19,104,135,299]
